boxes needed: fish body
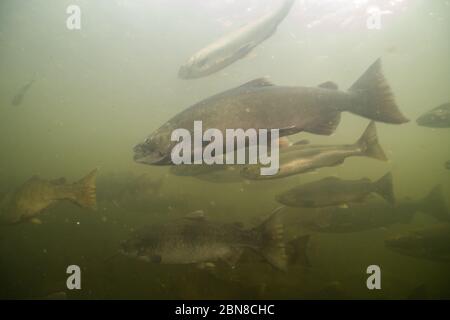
[0,169,97,225]
[445,160,450,170]
[179,0,296,79]
[121,210,287,270]
[241,121,386,180]
[299,185,448,233]
[385,224,450,262]
[135,59,408,165]
[276,173,395,208]
[416,103,450,128]
[170,164,242,183]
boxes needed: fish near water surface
[0,169,97,225]
[134,59,409,166]
[178,0,296,79]
[120,209,287,271]
[276,172,395,208]
[416,103,450,128]
[241,121,387,180]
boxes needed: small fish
[0,169,97,225]
[11,77,36,106]
[241,121,386,180]
[416,102,450,128]
[120,209,287,271]
[385,223,450,262]
[276,173,395,208]
[135,59,409,165]
[179,0,296,79]
[445,160,450,170]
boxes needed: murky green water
[0,0,449,299]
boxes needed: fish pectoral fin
[196,262,216,271]
[279,125,300,136]
[318,81,339,90]
[235,43,255,59]
[184,210,206,221]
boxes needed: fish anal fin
[305,112,341,135]
[318,81,339,90]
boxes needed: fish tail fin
[373,172,396,205]
[348,58,409,124]
[286,235,311,267]
[256,207,287,271]
[419,185,449,222]
[356,121,388,161]
[72,169,98,210]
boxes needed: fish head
[178,52,223,79]
[133,130,174,166]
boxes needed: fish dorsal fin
[238,78,274,90]
[184,210,206,221]
[318,81,339,90]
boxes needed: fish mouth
[133,152,169,166]
[133,144,170,165]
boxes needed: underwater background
[0,0,449,299]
